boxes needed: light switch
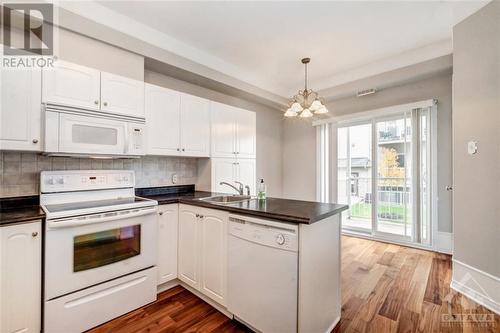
[467,141,478,155]
[172,173,178,184]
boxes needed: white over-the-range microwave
[43,103,146,158]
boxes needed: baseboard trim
[435,231,453,254]
[451,259,500,315]
[342,230,436,253]
[325,315,341,333]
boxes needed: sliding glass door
[337,108,432,246]
[337,123,373,233]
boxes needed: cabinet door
[211,102,236,158]
[0,68,42,151]
[180,94,210,157]
[199,208,227,306]
[235,108,256,158]
[211,158,238,194]
[145,84,181,156]
[237,159,257,195]
[157,204,178,285]
[178,205,200,289]
[0,221,41,333]
[100,71,145,118]
[42,60,101,110]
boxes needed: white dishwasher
[227,214,299,333]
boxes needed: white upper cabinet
[0,67,42,151]
[100,72,145,117]
[145,84,210,157]
[211,102,256,159]
[237,159,257,195]
[0,220,42,333]
[157,204,178,286]
[212,158,238,193]
[145,84,181,156]
[211,102,236,158]
[180,94,210,157]
[211,158,256,195]
[42,60,144,117]
[42,60,101,110]
[235,108,256,158]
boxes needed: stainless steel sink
[199,195,253,204]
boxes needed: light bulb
[284,108,298,117]
[299,108,313,118]
[290,102,303,112]
[310,99,323,111]
[314,106,329,114]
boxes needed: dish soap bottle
[257,179,266,200]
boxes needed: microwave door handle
[47,207,157,229]
[124,125,129,154]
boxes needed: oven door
[45,206,157,300]
[58,112,128,155]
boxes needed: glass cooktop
[44,197,152,213]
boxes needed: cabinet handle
[94,100,99,105]
[159,212,164,216]
[182,148,185,151]
[32,139,39,144]
[177,148,180,152]
[195,213,199,218]
[199,215,204,219]
[32,232,38,237]
[103,102,108,107]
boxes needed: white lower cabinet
[178,205,228,306]
[157,204,178,285]
[0,221,41,333]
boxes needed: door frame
[336,103,437,248]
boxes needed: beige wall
[145,71,283,197]
[282,73,453,233]
[56,27,144,81]
[282,119,317,201]
[452,1,500,277]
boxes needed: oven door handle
[47,207,157,229]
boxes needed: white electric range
[40,170,158,333]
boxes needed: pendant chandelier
[284,57,328,118]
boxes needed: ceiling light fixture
[284,58,328,118]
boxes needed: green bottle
[257,179,266,200]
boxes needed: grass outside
[350,202,410,223]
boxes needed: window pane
[72,124,118,145]
[74,225,141,272]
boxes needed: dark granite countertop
[0,196,45,227]
[137,186,348,224]
[0,185,348,226]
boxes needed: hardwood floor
[88,236,499,333]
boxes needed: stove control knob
[57,177,65,184]
[47,177,54,185]
[276,234,285,245]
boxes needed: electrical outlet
[172,173,178,184]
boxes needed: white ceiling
[91,1,488,97]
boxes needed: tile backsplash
[0,151,198,198]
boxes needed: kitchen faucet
[220,181,244,195]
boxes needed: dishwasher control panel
[229,216,298,252]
